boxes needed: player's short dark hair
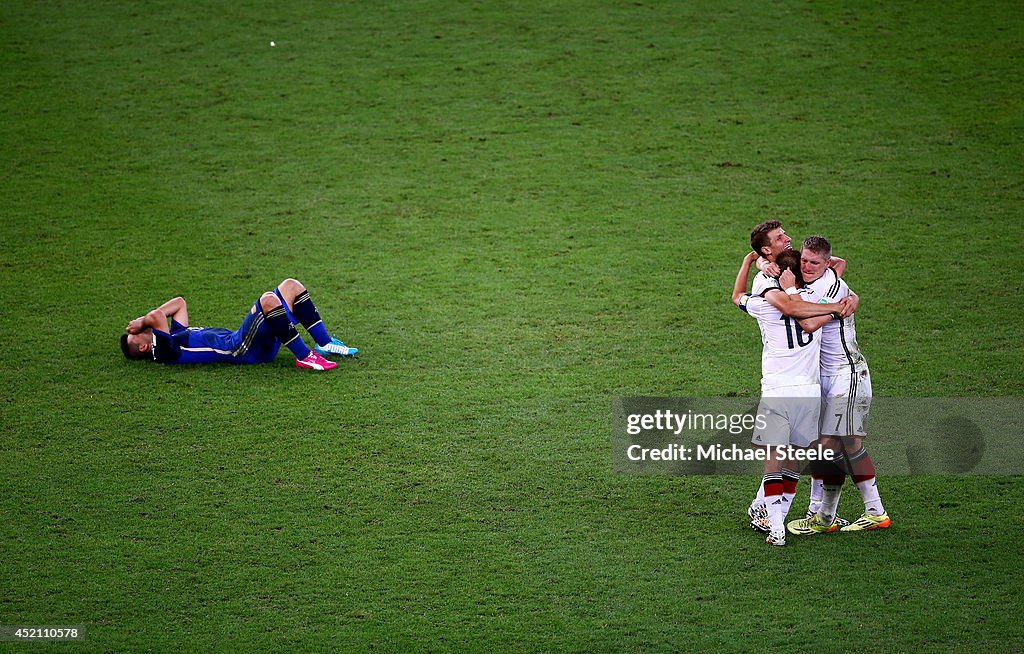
[802,235,832,259]
[775,249,805,287]
[120,333,146,360]
[750,220,783,256]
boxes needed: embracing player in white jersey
[732,249,852,546]
[747,220,846,298]
[744,221,847,532]
[785,236,891,535]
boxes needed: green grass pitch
[2,1,1023,651]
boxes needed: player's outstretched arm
[732,252,761,306]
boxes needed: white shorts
[752,383,821,448]
[820,370,872,437]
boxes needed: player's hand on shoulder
[778,268,796,291]
[828,256,847,278]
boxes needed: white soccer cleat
[315,337,359,357]
[748,503,770,534]
[766,529,787,546]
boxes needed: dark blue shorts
[232,289,296,363]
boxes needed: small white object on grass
[270,41,276,47]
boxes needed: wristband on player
[784,287,799,296]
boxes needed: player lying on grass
[120,278,358,371]
[732,250,853,546]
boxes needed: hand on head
[126,317,145,334]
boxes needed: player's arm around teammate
[756,253,846,278]
[735,261,849,320]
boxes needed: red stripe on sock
[764,479,783,497]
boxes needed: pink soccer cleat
[295,351,337,371]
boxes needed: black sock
[291,291,331,347]
[265,306,310,358]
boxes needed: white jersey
[751,271,775,297]
[739,291,822,391]
[804,268,869,376]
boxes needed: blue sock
[264,305,310,359]
[291,290,331,347]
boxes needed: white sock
[754,480,766,504]
[820,484,843,524]
[782,492,795,521]
[808,477,823,515]
[767,495,785,534]
[856,478,884,515]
